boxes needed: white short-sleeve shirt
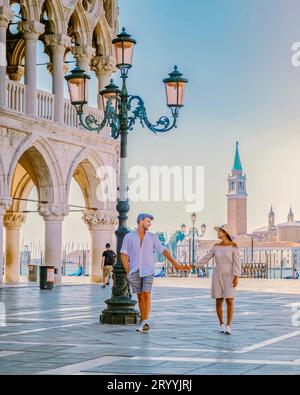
[120,230,166,277]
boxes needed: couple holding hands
[120,214,241,334]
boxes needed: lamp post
[65,28,188,325]
[181,213,206,266]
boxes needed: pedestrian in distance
[101,243,116,288]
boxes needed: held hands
[173,262,192,272]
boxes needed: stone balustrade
[6,80,26,113]
[5,79,104,131]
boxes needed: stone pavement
[0,280,300,375]
[154,277,300,295]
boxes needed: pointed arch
[8,135,65,206]
[8,37,25,67]
[67,2,93,46]
[41,0,67,35]
[19,0,41,21]
[93,13,113,57]
[66,147,109,210]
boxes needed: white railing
[6,80,26,113]
[64,99,79,128]
[37,90,55,121]
[5,80,105,132]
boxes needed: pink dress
[201,245,241,299]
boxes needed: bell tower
[288,206,294,222]
[226,142,248,236]
[268,205,275,228]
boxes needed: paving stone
[0,284,299,375]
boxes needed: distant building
[252,206,300,243]
[227,142,248,237]
[177,142,300,276]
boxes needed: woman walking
[196,224,241,335]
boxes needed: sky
[20,0,300,249]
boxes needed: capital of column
[83,210,117,231]
[19,20,45,40]
[71,45,96,70]
[0,6,14,29]
[6,65,24,81]
[4,212,26,229]
[44,33,72,52]
[38,203,69,221]
[91,55,116,77]
[0,198,12,216]
[47,62,69,75]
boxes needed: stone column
[71,45,96,72]
[38,204,69,284]
[91,55,116,110]
[0,7,14,107]
[0,198,12,285]
[19,21,44,116]
[4,212,26,283]
[83,210,117,283]
[45,34,71,124]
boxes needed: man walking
[101,243,116,288]
[120,213,186,332]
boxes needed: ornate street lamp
[65,66,90,112]
[112,27,136,75]
[191,212,197,224]
[99,79,120,112]
[181,214,206,265]
[65,27,188,325]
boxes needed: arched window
[9,2,21,36]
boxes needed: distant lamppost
[181,213,206,265]
[65,28,188,325]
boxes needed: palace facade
[0,0,120,284]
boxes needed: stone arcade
[0,0,120,284]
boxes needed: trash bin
[39,266,55,290]
[28,264,38,282]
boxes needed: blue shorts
[127,271,154,293]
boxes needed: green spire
[233,141,243,171]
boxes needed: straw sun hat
[214,224,235,241]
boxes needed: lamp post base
[100,298,139,325]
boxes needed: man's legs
[137,292,144,321]
[102,266,112,287]
[137,292,151,322]
[102,267,108,287]
[143,291,151,321]
[131,273,153,331]
[108,266,113,286]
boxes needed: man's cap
[137,213,154,223]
